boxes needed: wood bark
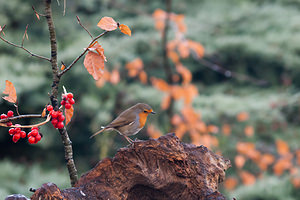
[30,133,231,200]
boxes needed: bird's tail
[90,126,106,138]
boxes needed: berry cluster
[8,125,26,143]
[1,110,14,126]
[61,93,75,109]
[47,105,65,129]
[27,127,42,144]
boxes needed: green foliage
[0,160,68,198]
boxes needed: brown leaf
[92,42,107,62]
[119,24,131,36]
[97,17,118,31]
[83,51,105,80]
[110,69,120,85]
[2,80,17,104]
[41,108,47,117]
[65,105,74,125]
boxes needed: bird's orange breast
[138,112,149,128]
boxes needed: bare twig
[32,6,46,17]
[58,31,108,77]
[0,25,51,62]
[0,114,50,128]
[14,104,20,116]
[0,114,45,123]
[45,0,78,187]
[76,16,93,39]
[21,24,29,47]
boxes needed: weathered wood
[31,133,231,200]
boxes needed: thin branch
[14,104,20,116]
[21,24,29,47]
[32,6,46,17]
[0,32,51,62]
[58,31,108,77]
[0,114,45,123]
[0,114,50,128]
[45,0,78,187]
[76,16,93,39]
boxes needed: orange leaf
[273,157,292,176]
[296,150,300,165]
[291,177,300,188]
[41,108,47,118]
[61,64,66,70]
[97,17,118,31]
[207,125,219,134]
[110,69,120,85]
[168,51,180,64]
[83,51,105,80]
[65,105,74,125]
[276,139,290,156]
[178,41,189,58]
[235,155,246,169]
[224,177,238,190]
[244,125,254,137]
[152,9,167,20]
[35,13,40,20]
[2,80,17,104]
[119,24,131,36]
[222,124,231,136]
[257,153,275,171]
[176,64,192,85]
[171,114,182,125]
[236,111,249,122]
[147,125,162,139]
[188,40,204,58]
[88,41,107,62]
[240,171,256,185]
[161,95,171,110]
[151,78,170,92]
[126,58,143,77]
[139,70,148,84]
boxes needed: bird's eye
[144,110,148,113]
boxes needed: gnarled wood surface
[31,133,231,200]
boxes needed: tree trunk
[30,133,231,200]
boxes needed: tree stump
[31,133,231,200]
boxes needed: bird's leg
[123,135,134,144]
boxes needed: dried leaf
[97,17,118,31]
[161,95,171,110]
[147,125,162,139]
[235,155,246,169]
[178,41,189,58]
[276,139,290,156]
[83,51,105,80]
[65,105,74,125]
[151,78,170,92]
[207,125,219,134]
[244,125,254,137]
[222,124,231,136]
[240,171,256,185]
[35,13,40,20]
[61,64,66,70]
[110,69,120,85]
[93,42,107,62]
[224,177,238,190]
[188,40,204,58]
[2,80,17,104]
[176,64,192,84]
[236,111,249,122]
[41,108,47,118]
[139,70,148,84]
[168,51,180,64]
[119,24,131,36]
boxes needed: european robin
[90,103,155,143]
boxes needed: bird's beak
[151,111,156,114]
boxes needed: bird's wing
[107,108,137,129]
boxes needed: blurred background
[1,0,300,199]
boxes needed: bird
[90,103,155,143]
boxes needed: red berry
[20,131,27,138]
[28,132,32,137]
[62,94,68,101]
[28,136,36,144]
[31,127,39,131]
[7,110,14,117]
[57,122,64,129]
[1,114,7,119]
[65,103,71,109]
[31,129,38,137]
[51,118,58,126]
[58,115,65,122]
[15,127,21,133]
[12,134,20,143]
[67,93,73,99]
[61,100,66,105]
[35,134,42,142]
[68,98,75,105]
[6,121,12,126]
[9,128,16,135]
[57,111,63,117]
[47,105,53,111]
[51,111,58,118]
